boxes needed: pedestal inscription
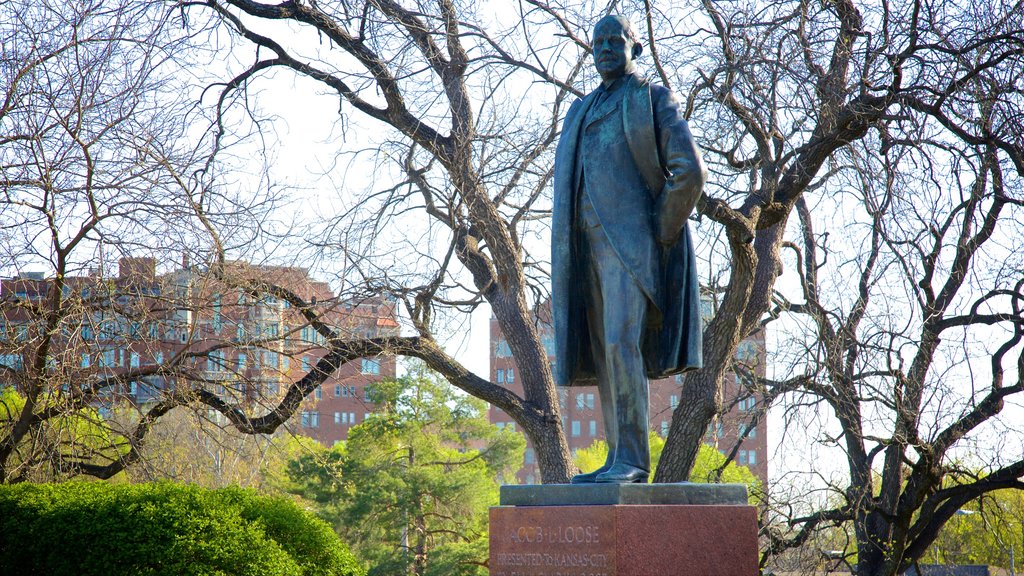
[490,504,758,576]
[491,506,614,576]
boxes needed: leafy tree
[575,435,758,494]
[125,408,321,490]
[286,367,523,576]
[0,388,124,483]
[923,487,1024,570]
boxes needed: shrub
[0,482,365,576]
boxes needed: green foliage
[923,488,1024,569]
[286,365,524,576]
[0,481,364,576]
[574,439,610,474]
[0,387,124,482]
[573,432,666,477]
[689,444,760,487]
[574,436,759,500]
[129,408,322,491]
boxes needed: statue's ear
[633,43,644,58]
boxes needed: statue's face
[592,17,636,83]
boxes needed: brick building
[489,301,768,485]
[0,256,397,447]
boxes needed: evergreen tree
[286,365,524,576]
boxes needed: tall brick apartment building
[0,257,397,448]
[489,303,768,485]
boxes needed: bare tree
[175,0,607,482]
[620,1,1024,574]
[0,0,298,482]
[177,0,1024,522]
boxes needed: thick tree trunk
[488,286,573,483]
[655,224,765,482]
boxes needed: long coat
[551,73,706,386]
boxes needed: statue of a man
[551,15,706,483]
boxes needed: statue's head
[592,15,643,84]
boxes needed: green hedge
[0,482,365,576]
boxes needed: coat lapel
[583,87,622,129]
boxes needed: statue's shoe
[594,463,649,484]
[570,465,612,484]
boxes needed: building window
[349,412,356,424]
[661,420,669,437]
[748,450,757,465]
[525,474,535,485]
[670,394,679,409]
[155,351,164,365]
[506,368,514,382]
[361,358,380,375]
[130,352,140,369]
[81,354,90,368]
[496,370,505,384]
[571,420,580,437]
[310,412,319,428]
[207,351,221,372]
[586,393,595,410]
[589,420,597,437]
[334,384,342,397]
[301,411,310,427]
[496,339,511,357]
[541,334,556,355]
[576,393,585,410]
[736,341,758,361]
[738,450,748,466]
[315,387,322,400]
[334,412,341,424]
[525,448,535,464]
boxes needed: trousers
[577,191,651,471]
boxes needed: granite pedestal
[490,483,757,576]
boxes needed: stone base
[490,485,758,576]
[500,482,749,507]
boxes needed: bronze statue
[551,15,706,483]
